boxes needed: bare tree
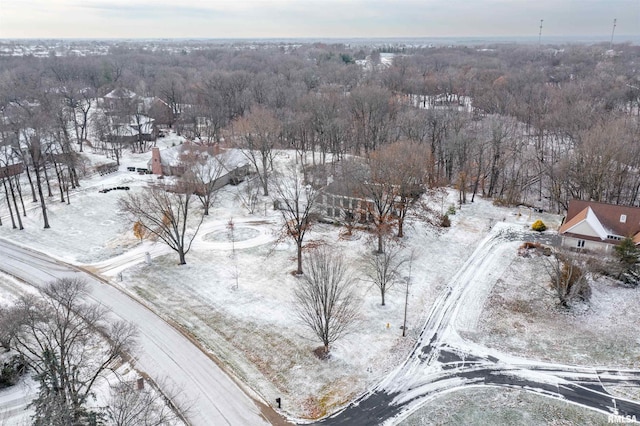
[0,303,24,351]
[234,106,281,196]
[119,184,203,265]
[192,77,229,143]
[348,85,397,154]
[545,250,591,308]
[105,379,183,426]
[0,150,24,230]
[350,155,396,254]
[180,145,226,216]
[24,132,51,229]
[156,73,186,129]
[236,177,261,215]
[6,96,52,229]
[364,238,407,306]
[13,278,137,424]
[294,248,359,356]
[372,141,431,238]
[272,165,319,275]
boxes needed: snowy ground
[399,386,611,425]
[461,246,640,369]
[3,132,632,421]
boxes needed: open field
[399,387,612,426]
[461,247,640,369]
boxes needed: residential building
[559,200,640,251]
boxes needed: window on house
[620,214,627,223]
[577,239,585,248]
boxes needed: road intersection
[319,224,640,424]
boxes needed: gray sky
[0,0,638,39]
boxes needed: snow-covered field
[3,132,635,421]
[462,246,640,369]
[399,386,611,425]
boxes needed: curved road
[0,238,273,426]
[318,224,640,425]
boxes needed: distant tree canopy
[0,39,639,234]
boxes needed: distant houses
[99,88,169,147]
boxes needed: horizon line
[1,34,638,42]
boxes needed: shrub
[447,205,456,215]
[518,241,552,257]
[614,237,640,287]
[441,214,451,228]
[0,354,26,388]
[531,220,546,232]
[520,241,542,250]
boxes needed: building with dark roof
[559,200,640,251]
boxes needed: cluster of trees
[0,277,181,425]
[2,41,638,236]
[2,40,639,346]
[295,235,410,355]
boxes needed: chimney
[151,147,163,175]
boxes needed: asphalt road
[0,238,272,426]
[318,224,640,425]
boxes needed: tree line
[0,41,638,232]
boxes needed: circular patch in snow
[68,229,82,236]
[204,227,260,243]
[83,211,96,217]
[197,220,276,251]
[100,220,114,226]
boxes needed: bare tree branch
[294,248,360,355]
[119,183,203,265]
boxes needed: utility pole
[402,253,414,337]
[402,276,409,337]
[610,18,617,50]
[538,19,544,47]
[227,217,239,290]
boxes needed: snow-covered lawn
[6,134,633,420]
[461,244,640,369]
[399,386,611,425]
